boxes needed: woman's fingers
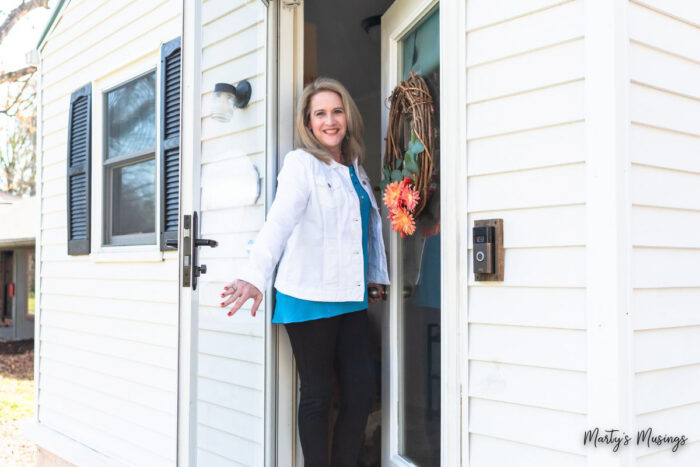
[220,280,263,317]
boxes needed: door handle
[194,238,218,248]
[181,212,219,290]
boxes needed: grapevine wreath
[381,71,435,237]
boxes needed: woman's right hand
[221,279,263,317]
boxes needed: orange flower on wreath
[382,181,402,209]
[399,177,420,212]
[390,207,416,238]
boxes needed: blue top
[272,165,371,323]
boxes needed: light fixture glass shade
[209,90,235,122]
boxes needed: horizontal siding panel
[198,354,264,391]
[636,403,700,450]
[636,440,700,466]
[41,277,178,303]
[202,124,264,157]
[40,309,176,347]
[470,433,586,467]
[199,306,265,338]
[203,1,262,47]
[470,397,586,454]
[469,286,585,329]
[631,164,700,211]
[40,340,175,391]
[201,46,265,84]
[39,406,172,467]
[632,248,700,288]
[469,361,585,413]
[467,39,583,103]
[43,0,177,77]
[630,42,700,100]
[630,84,700,137]
[468,247,585,288]
[632,206,700,248]
[198,377,263,417]
[201,125,265,162]
[41,374,175,433]
[636,364,700,414]
[199,231,258,259]
[467,122,585,175]
[41,261,178,282]
[197,449,240,467]
[39,361,174,414]
[468,205,585,248]
[468,164,584,212]
[466,0,583,67]
[41,0,123,56]
[41,326,177,370]
[197,425,261,466]
[466,0,571,31]
[469,323,586,371]
[40,293,175,325]
[633,288,700,330]
[467,81,584,140]
[199,330,264,365]
[202,21,265,71]
[629,2,700,63]
[200,205,265,235]
[198,401,263,444]
[635,326,700,372]
[202,0,248,25]
[630,123,700,173]
[632,0,700,26]
[39,391,174,463]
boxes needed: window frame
[101,68,159,247]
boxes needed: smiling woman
[222,77,389,466]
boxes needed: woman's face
[308,91,347,158]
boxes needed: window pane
[112,159,156,236]
[107,73,156,159]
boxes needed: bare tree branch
[0,0,49,45]
[0,65,36,85]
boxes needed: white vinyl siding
[37,0,181,465]
[628,1,700,462]
[196,1,267,465]
[466,0,586,463]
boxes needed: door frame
[380,0,467,465]
[272,0,468,465]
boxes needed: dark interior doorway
[1,251,14,327]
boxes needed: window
[25,251,34,320]
[104,71,157,245]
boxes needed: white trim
[439,0,467,466]
[33,45,44,429]
[275,2,301,466]
[177,0,200,465]
[584,1,635,467]
[264,2,279,466]
[24,422,126,467]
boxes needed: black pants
[285,310,375,467]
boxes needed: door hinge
[282,0,301,9]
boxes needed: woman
[220,77,389,466]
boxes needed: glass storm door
[381,1,441,465]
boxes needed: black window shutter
[66,83,92,255]
[160,37,181,250]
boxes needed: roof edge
[36,0,67,50]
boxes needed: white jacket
[239,149,390,302]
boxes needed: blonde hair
[295,77,365,165]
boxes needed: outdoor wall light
[209,80,252,122]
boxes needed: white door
[178,1,272,465]
[380,1,461,466]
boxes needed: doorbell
[473,219,504,281]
